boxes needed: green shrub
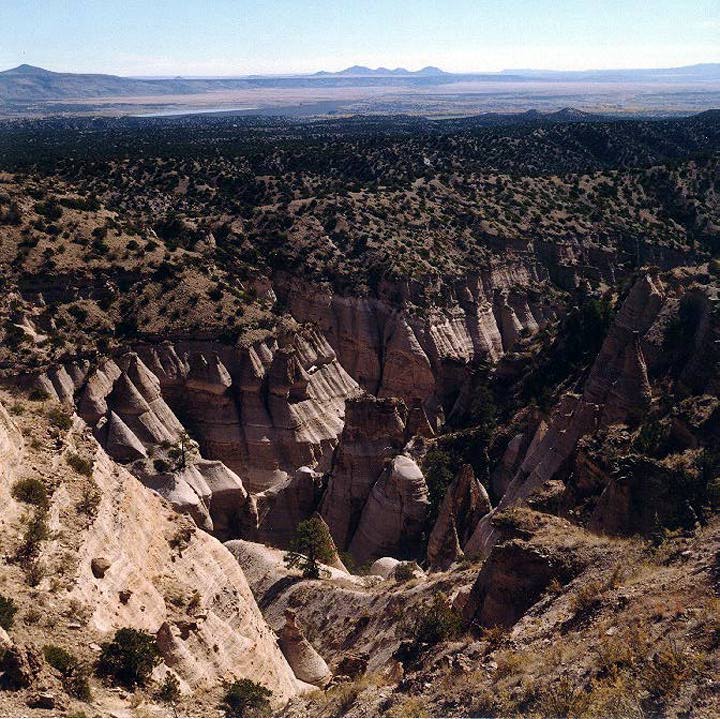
[76,483,101,517]
[412,593,464,646]
[11,477,49,508]
[155,673,181,705]
[423,448,457,521]
[43,644,91,700]
[44,644,77,674]
[66,452,93,477]
[34,200,63,221]
[153,458,172,473]
[96,628,161,688]
[28,387,50,401]
[0,594,17,630]
[221,679,272,717]
[394,562,416,583]
[17,509,50,561]
[47,406,73,431]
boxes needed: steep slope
[0,389,304,716]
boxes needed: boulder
[91,556,112,578]
[369,557,401,579]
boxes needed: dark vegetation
[396,592,464,663]
[284,517,336,579]
[96,628,161,688]
[221,679,273,717]
[0,594,17,630]
[520,296,616,411]
[43,644,92,700]
[0,112,718,377]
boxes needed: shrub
[155,673,181,705]
[47,406,73,431]
[44,644,77,674]
[43,645,91,700]
[76,483,101,517]
[394,562,416,583]
[570,578,604,615]
[412,593,464,646]
[24,560,46,587]
[28,387,50,401]
[284,517,335,579]
[34,200,63,221]
[536,675,590,718]
[0,594,17,630]
[11,477,49,508]
[221,679,272,717]
[66,452,93,477]
[96,628,161,688]
[494,649,526,679]
[17,509,50,561]
[153,458,172,474]
[423,449,457,526]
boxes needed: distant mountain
[0,62,717,113]
[0,64,170,102]
[317,65,449,77]
[498,63,720,83]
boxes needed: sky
[0,0,718,77]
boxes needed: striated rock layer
[0,397,303,705]
[277,265,559,424]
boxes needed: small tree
[222,679,272,717]
[283,517,335,579]
[96,628,161,688]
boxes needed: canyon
[0,112,719,717]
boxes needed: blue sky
[1,0,718,76]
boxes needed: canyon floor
[0,111,719,717]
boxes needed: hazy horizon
[3,59,720,80]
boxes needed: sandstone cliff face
[34,325,362,543]
[39,352,253,538]
[251,466,324,548]
[144,459,253,539]
[141,329,361,492]
[277,264,556,423]
[0,394,303,707]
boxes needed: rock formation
[140,329,361,492]
[252,466,325,547]
[321,395,407,550]
[426,465,491,570]
[0,396,304,706]
[277,610,332,687]
[464,273,667,558]
[348,455,429,565]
